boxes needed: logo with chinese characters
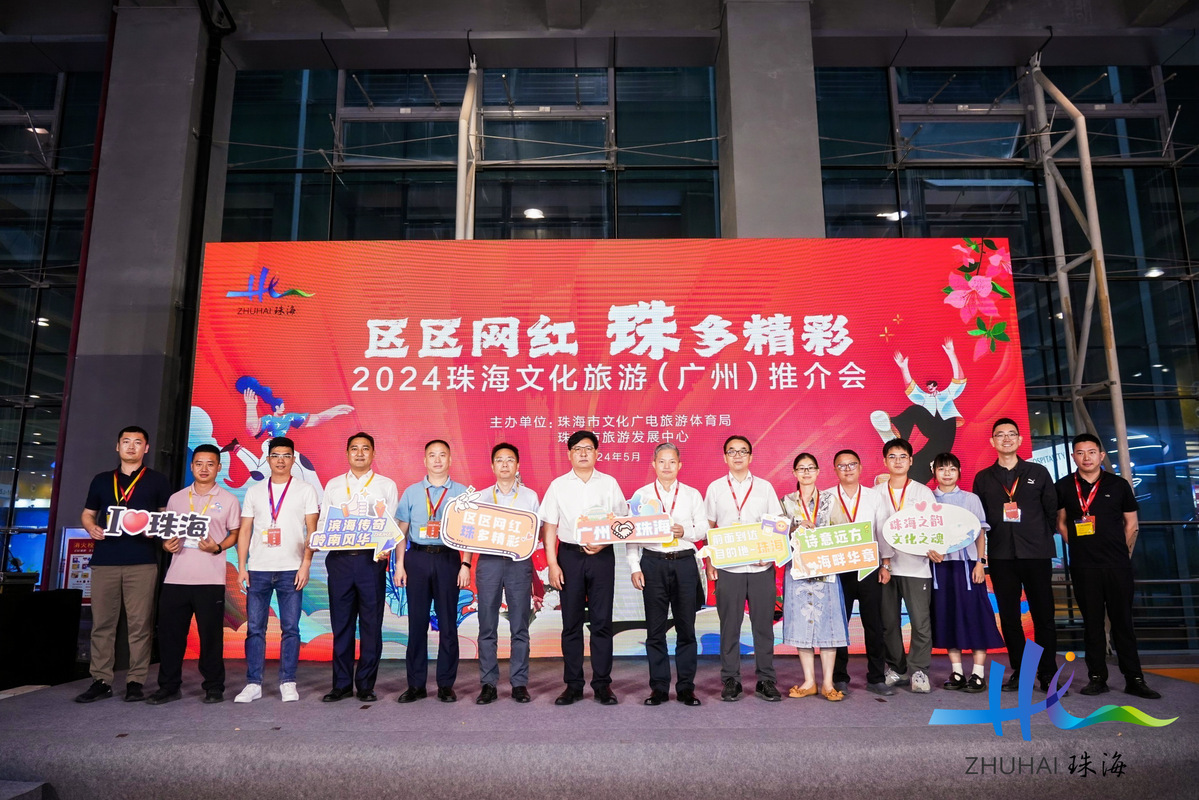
[928,640,1177,741]
[226,267,315,303]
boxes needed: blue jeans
[246,570,301,685]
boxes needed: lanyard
[492,486,518,506]
[1074,475,1101,516]
[189,488,214,516]
[425,485,449,520]
[346,471,374,500]
[1003,476,1019,502]
[113,468,145,505]
[795,490,817,525]
[726,476,753,520]
[654,481,679,518]
[837,487,861,523]
[267,477,292,525]
[887,479,910,512]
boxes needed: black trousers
[1073,565,1143,682]
[155,583,225,694]
[833,569,886,686]
[558,544,615,691]
[404,547,461,689]
[641,552,700,693]
[989,557,1058,680]
[326,550,387,693]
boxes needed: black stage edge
[1,656,1196,800]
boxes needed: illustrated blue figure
[236,376,353,439]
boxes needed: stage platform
[1,656,1196,800]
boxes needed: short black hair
[492,442,519,462]
[883,438,913,458]
[117,425,149,443]
[191,444,221,462]
[566,430,598,451]
[723,435,752,455]
[268,436,295,454]
[1072,433,1103,449]
[347,432,375,449]
[932,452,961,472]
[424,439,451,453]
[992,417,1020,435]
[833,449,860,464]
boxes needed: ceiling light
[32,432,40,436]
[1054,312,1063,319]
[1145,268,1164,277]
[25,127,49,135]
[523,208,545,220]
[875,211,909,221]
[1152,364,1162,368]
[29,394,39,399]
[1132,372,1141,377]
[35,317,49,327]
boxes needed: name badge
[182,537,200,550]
[262,527,282,547]
[1003,502,1021,523]
[1074,516,1095,537]
[422,521,441,539]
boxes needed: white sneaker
[870,410,897,442]
[884,668,909,686]
[234,684,262,703]
[280,682,299,702]
[910,670,931,693]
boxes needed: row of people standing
[73,419,1160,706]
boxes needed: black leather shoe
[943,673,967,690]
[356,690,377,702]
[964,675,987,694]
[755,680,782,702]
[146,689,181,705]
[594,686,618,705]
[1001,674,1020,693]
[476,684,498,705]
[865,681,895,697]
[1041,676,1069,696]
[554,688,583,706]
[437,686,457,703]
[1124,677,1161,700]
[643,690,669,706]
[832,680,850,694]
[75,680,113,703]
[322,687,354,703]
[1080,678,1109,696]
[720,678,743,702]
[124,682,145,702]
[203,689,224,704]
[396,686,427,703]
[511,686,531,703]
[677,689,701,706]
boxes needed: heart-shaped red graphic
[121,509,150,534]
[611,520,635,540]
[914,501,927,511]
[931,503,943,512]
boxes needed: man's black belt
[409,543,449,554]
[642,548,694,561]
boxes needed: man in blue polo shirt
[395,439,468,703]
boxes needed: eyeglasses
[570,445,596,453]
[493,458,517,465]
[268,453,294,460]
[834,462,860,472]
[993,432,1020,440]
[795,466,819,474]
[725,448,750,457]
[885,454,911,462]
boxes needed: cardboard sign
[576,509,674,546]
[697,515,792,569]
[882,502,980,557]
[104,506,211,541]
[791,521,878,580]
[310,511,405,560]
[439,488,541,561]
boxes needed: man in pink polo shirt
[146,445,242,704]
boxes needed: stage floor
[2,655,1197,800]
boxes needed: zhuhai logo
[928,640,1177,741]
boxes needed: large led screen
[189,238,1028,660]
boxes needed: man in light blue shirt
[394,439,468,703]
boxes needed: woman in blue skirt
[928,452,1004,693]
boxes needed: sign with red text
[791,521,878,580]
[698,515,793,569]
[441,488,541,560]
[882,502,980,557]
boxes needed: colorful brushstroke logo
[928,640,1177,741]
[226,267,315,302]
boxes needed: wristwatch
[460,561,471,569]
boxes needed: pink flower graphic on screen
[984,245,1012,277]
[944,272,999,323]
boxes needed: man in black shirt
[75,425,173,703]
[972,418,1059,692]
[1055,433,1160,699]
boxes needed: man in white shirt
[474,442,541,705]
[629,443,708,707]
[703,435,781,702]
[540,430,628,706]
[873,438,936,694]
[318,432,399,703]
[827,448,894,697]
[234,436,320,703]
